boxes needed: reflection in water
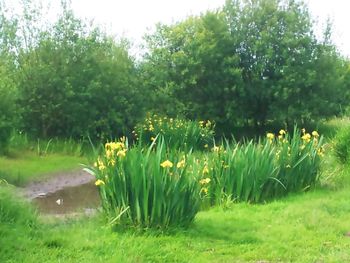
[32,183,100,214]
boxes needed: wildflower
[149,125,154,131]
[97,157,106,171]
[200,187,209,195]
[202,166,209,174]
[204,144,208,148]
[302,133,311,143]
[177,159,186,168]
[267,133,275,140]
[117,149,127,158]
[150,137,155,141]
[279,129,286,135]
[199,120,204,127]
[95,179,105,186]
[301,128,306,134]
[106,149,113,159]
[108,159,116,166]
[199,178,211,185]
[312,131,319,138]
[212,146,220,152]
[317,148,325,157]
[160,160,173,168]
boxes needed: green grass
[2,168,350,262]
[0,150,86,186]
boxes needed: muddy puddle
[32,182,100,214]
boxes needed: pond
[32,182,100,214]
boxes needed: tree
[17,3,143,139]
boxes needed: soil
[21,169,95,200]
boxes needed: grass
[0,150,86,186]
[1,176,350,262]
[1,120,350,262]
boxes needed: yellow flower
[160,160,173,168]
[199,120,204,127]
[212,146,220,152]
[149,125,154,131]
[106,149,113,159]
[302,133,311,143]
[105,142,124,151]
[301,128,306,134]
[150,137,155,141]
[108,159,116,166]
[200,187,208,195]
[202,166,209,174]
[199,178,211,185]
[204,144,208,148]
[95,179,105,186]
[117,149,127,158]
[97,157,106,171]
[206,120,212,128]
[279,129,286,135]
[266,133,275,140]
[312,131,319,137]
[177,159,186,168]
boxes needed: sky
[7,0,350,58]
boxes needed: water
[32,182,100,214]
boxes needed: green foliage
[90,138,200,229]
[0,55,18,155]
[204,128,324,203]
[135,114,215,151]
[142,0,348,132]
[17,9,142,139]
[333,127,350,163]
[0,184,37,225]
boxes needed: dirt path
[22,169,95,200]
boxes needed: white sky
[6,0,350,58]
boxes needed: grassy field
[2,171,350,262]
[0,150,86,186]
[2,121,350,262]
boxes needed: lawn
[1,122,350,262]
[0,150,86,186]
[2,177,350,262]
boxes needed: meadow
[1,0,350,261]
[1,118,350,262]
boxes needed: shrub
[333,127,350,163]
[89,137,201,229]
[135,114,215,151]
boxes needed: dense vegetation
[0,0,349,148]
[1,0,350,261]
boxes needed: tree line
[0,0,349,149]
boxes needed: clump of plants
[134,114,215,151]
[90,137,201,229]
[203,128,324,204]
[333,127,350,164]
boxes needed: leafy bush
[203,128,324,203]
[333,127,350,163]
[90,137,201,229]
[135,114,215,151]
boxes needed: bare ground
[21,169,94,200]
